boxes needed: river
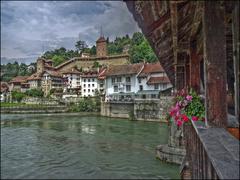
[1,114,179,179]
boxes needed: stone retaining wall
[101,96,173,121]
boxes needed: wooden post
[190,40,200,93]
[203,1,227,128]
[232,2,239,121]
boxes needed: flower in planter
[186,95,192,101]
[182,114,189,122]
[167,88,205,127]
[192,116,198,121]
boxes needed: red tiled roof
[147,76,171,85]
[9,76,29,83]
[27,73,42,81]
[44,70,62,78]
[96,36,106,43]
[105,63,144,76]
[81,71,98,78]
[138,62,164,77]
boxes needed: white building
[104,63,144,101]
[81,71,99,97]
[62,68,81,92]
[104,62,172,101]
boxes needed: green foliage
[11,91,26,102]
[128,36,157,63]
[42,47,79,66]
[1,61,35,82]
[131,32,144,46]
[90,45,96,55]
[107,32,157,63]
[69,97,100,112]
[25,88,44,97]
[184,89,205,119]
[75,40,88,53]
[92,61,100,68]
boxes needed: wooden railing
[181,120,239,179]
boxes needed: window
[126,77,131,82]
[117,77,121,82]
[84,84,86,87]
[77,78,80,80]
[92,79,94,82]
[88,79,90,82]
[151,94,156,99]
[114,86,118,92]
[77,82,80,85]
[154,84,159,90]
[84,79,86,82]
[88,89,90,92]
[84,89,86,92]
[92,84,95,87]
[126,85,131,92]
[139,85,143,91]
[88,84,90,87]
[92,89,94,92]
[112,78,115,84]
[138,78,141,83]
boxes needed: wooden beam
[203,1,227,128]
[232,2,239,120]
[190,41,200,93]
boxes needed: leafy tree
[129,38,157,63]
[132,32,144,46]
[75,40,88,54]
[90,45,96,55]
[52,55,65,66]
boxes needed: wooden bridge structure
[124,1,239,179]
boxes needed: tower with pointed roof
[96,27,108,57]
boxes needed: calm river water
[1,114,179,179]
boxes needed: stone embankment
[0,105,68,114]
[101,96,173,122]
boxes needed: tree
[132,32,144,46]
[129,38,157,63]
[90,45,96,55]
[75,40,88,54]
[52,55,65,66]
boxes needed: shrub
[11,91,26,102]
[25,88,44,97]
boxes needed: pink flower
[186,95,192,101]
[181,114,189,122]
[176,120,183,127]
[192,116,199,121]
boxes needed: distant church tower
[96,27,107,57]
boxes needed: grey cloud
[1,1,140,64]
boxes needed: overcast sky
[1,1,140,64]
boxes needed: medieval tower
[96,27,108,57]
